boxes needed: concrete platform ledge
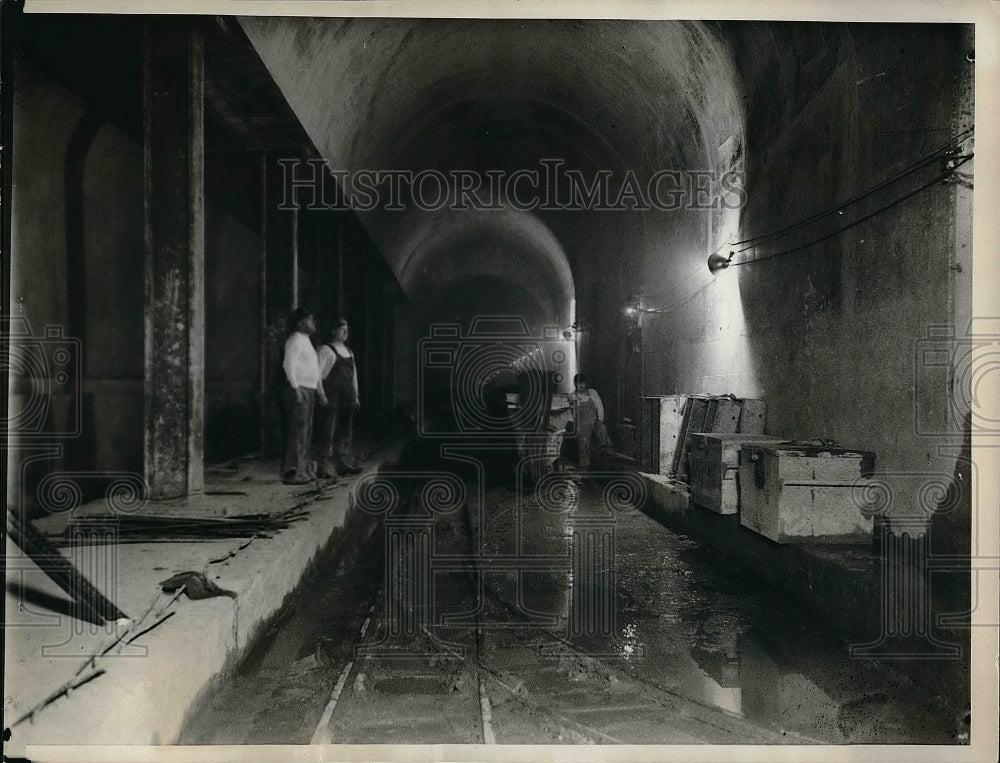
[3,439,405,753]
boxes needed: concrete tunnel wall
[5,24,401,508]
[241,18,972,529]
[7,61,146,509]
[239,17,744,401]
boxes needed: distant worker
[569,373,608,470]
[317,318,362,476]
[282,308,327,484]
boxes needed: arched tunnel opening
[236,17,748,473]
[3,9,983,751]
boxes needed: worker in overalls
[317,319,362,476]
[570,373,606,471]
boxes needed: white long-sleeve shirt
[283,332,321,390]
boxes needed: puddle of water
[373,677,451,695]
[593,487,962,744]
[492,481,962,744]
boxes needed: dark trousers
[282,387,315,477]
[317,382,356,464]
[575,399,599,470]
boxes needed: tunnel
[2,7,988,753]
[244,17,745,415]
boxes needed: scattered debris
[7,669,107,730]
[290,652,321,674]
[51,509,310,544]
[159,571,237,600]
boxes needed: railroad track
[179,462,948,746]
[308,471,807,745]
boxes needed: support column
[143,22,205,499]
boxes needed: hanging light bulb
[708,251,735,274]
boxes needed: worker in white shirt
[569,373,606,470]
[282,308,327,484]
[316,318,362,476]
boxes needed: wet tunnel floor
[179,470,961,746]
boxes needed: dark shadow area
[5,582,104,626]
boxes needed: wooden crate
[638,395,686,474]
[738,399,766,434]
[688,433,783,514]
[710,398,743,434]
[674,396,711,479]
[738,444,876,543]
[675,396,746,480]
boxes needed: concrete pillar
[142,22,205,499]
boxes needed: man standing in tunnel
[570,373,607,471]
[317,319,363,476]
[282,308,327,484]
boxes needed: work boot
[283,470,310,485]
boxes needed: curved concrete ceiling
[397,205,573,320]
[240,18,746,316]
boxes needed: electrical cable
[730,154,972,267]
[636,277,717,316]
[724,126,974,252]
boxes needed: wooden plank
[675,396,710,482]
[704,398,720,434]
[738,399,766,434]
[7,511,128,623]
[709,398,742,434]
[670,398,694,476]
[687,436,722,510]
[638,397,661,472]
[639,396,689,474]
[657,395,686,476]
